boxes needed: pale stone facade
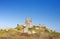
[24,18,33,33]
[25,18,32,28]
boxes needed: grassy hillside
[0,25,60,39]
[0,31,60,39]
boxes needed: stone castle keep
[24,18,33,33]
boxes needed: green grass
[50,32,60,35]
[0,30,7,34]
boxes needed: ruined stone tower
[25,18,32,28]
[24,18,32,33]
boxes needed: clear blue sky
[0,0,60,32]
